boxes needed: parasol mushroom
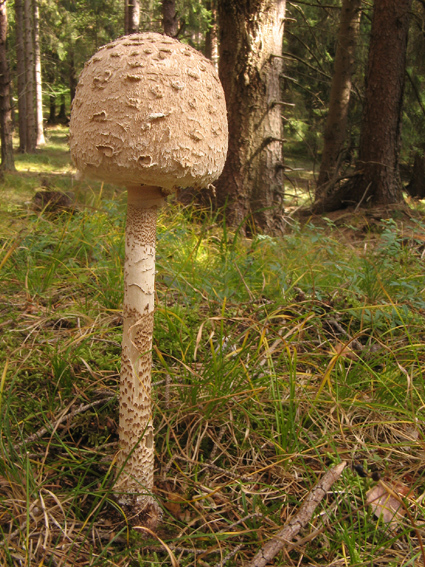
[69,32,228,526]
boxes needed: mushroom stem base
[116,185,164,526]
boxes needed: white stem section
[116,185,164,525]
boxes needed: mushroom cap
[69,33,228,192]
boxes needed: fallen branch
[213,543,244,567]
[14,396,116,449]
[244,461,346,567]
[174,455,260,483]
[328,318,364,352]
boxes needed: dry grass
[1,136,425,565]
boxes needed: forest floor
[1,127,425,566]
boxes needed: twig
[234,262,255,301]
[406,69,425,120]
[268,99,295,107]
[219,513,264,534]
[244,461,346,567]
[165,373,171,409]
[328,318,364,352]
[13,396,116,449]
[174,455,258,483]
[143,544,217,557]
[354,182,372,212]
[204,425,227,483]
[213,543,244,567]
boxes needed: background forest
[1,1,425,566]
[3,0,425,204]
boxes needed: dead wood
[244,461,347,567]
[13,396,116,450]
[310,174,363,214]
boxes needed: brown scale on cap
[69,33,228,527]
[70,32,228,192]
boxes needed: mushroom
[69,32,227,526]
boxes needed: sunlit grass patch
[13,126,71,174]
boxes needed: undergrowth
[1,132,425,565]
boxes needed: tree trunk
[313,0,411,213]
[69,50,77,102]
[58,94,67,123]
[0,0,15,170]
[33,0,45,146]
[215,0,286,233]
[48,95,56,124]
[406,152,425,199]
[24,0,36,152]
[124,0,140,34]
[357,0,410,204]
[15,0,27,153]
[315,0,361,197]
[205,0,218,71]
[161,0,178,38]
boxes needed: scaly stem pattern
[116,185,164,526]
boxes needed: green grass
[1,131,425,565]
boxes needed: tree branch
[406,68,425,120]
[274,51,332,80]
[244,461,347,567]
[14,395,116,449]
[288,1,340,8]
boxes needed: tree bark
[215,0,286,234]
[15,0,27,152]
[69,50,77,102]
[24,0,36,152]
[33,0,45,146]
[48,95,56,125]
[205,0,218,71]
[313,0,411,213]
[124,0,140,34]
[357,0,410,204]
[406,152,425,199]
[245,462,347,567]
[161,0,178,38]
[315,0,361,197]
[58,94,67,123]
[0,0,15,170]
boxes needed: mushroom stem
[116,185,164,524]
